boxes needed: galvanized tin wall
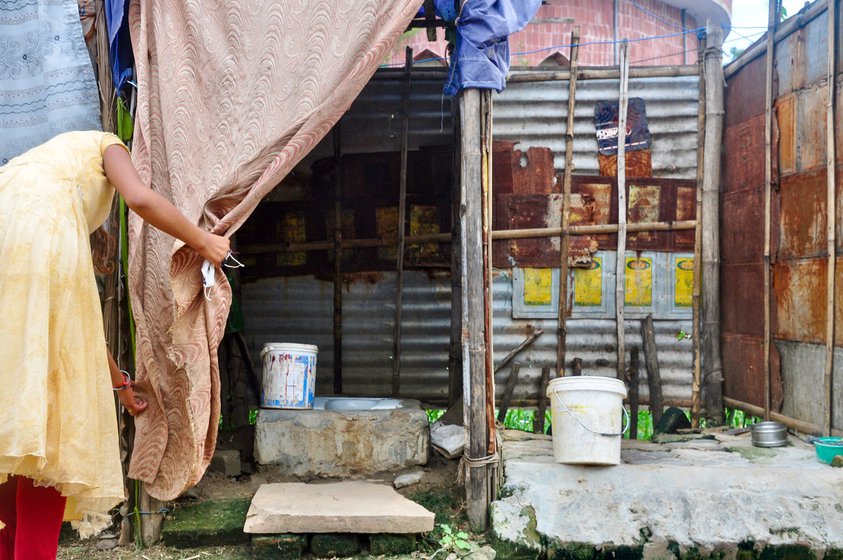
[494,75,700,179]
[238,66,700,406]
[241,271,693,406]
[722,2,843,430]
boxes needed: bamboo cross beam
[557,26,580,378]
[240,221,699,255]
[615,42,630,380]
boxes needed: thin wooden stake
[628,347,640,440]
[691,33,706,427]
[763,2,779,421]
[392,47,412,397]
[482,90,496,459]
[824,0,837,437]
[333,125,343,395]
[641,314,664,426]
[615,42,630,380]
[494,329,543,373]
[558,27,580,378]
[497,363,521,424]
[535,365,551,434]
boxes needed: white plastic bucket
[546,376,628,465]
[260,343,318,409]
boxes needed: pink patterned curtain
[127,0,422,499]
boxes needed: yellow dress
[0,131,127,535]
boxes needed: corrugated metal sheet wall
[241,271,693,406]
[722,3,843,430]
[238,67,700,406]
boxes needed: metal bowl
[751,421,788,447]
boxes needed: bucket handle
[552,392,630,438]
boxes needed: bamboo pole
[506,65,699,83]
[333,125,343,395]
[702,21,725,425]
[482,89,496,460]
[239,221,698,255]
[824,0,837,437]
[725,397,843,438]
[449,100,463,407]
[763,2,779,421]
[691,34,706,428]
[557,27,580,378]
[392,47,412,397]
[615,42,630,380]
[460,86,489,532]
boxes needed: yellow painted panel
[625,257,652,307]
[574,257,603,306]
[674,257,694,307]
[524,268,553,306]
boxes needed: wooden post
[641,314,664,426]
[497,363,521,424]
[333,125,343,395]
[449,100,463,407]
[615,42,630,380]
[572,357,583,376]
[762,3,778,420]
[628,347,640,440]
[557,27,580,378]
[392,47,412,397]
[702,21,725,423]
[459,87,489,532]
[139,486,164,546]
[692,34,706,427]
[494,329,543,373]
[535,365,551,434]
[824,0,837,437]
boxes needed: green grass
[426,406,764,441]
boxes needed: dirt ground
[57,452,463,560]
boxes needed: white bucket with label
[546,376,628,465]
[260,343,318,409]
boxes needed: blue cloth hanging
[106,0,134,92]
[443,0,541,96]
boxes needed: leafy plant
[429,523,476,559]
[438,524,472,552]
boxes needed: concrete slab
[492,429,843,555]
[243,481,435,535]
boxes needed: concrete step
[244,481,435,534]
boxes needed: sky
[724,0,811,62]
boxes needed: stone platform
[492,429,843,558]
[254,399,429,477]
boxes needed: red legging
[0,476,66,560]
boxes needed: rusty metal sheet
[492,140,555,195]
[772,258,826,344]
[796,85,828,173]
[723,113,766,193]
[673,186,696,249]
[722,333,782,410]
[774,25,806,97]
[722,187,765,264]
[778,169,827,259]
[597,149,653,179]
[493,194,559,268]
[627,184,661,247]
[721,263,766,337]
[776,94,797,177]
[725,53,767,128]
